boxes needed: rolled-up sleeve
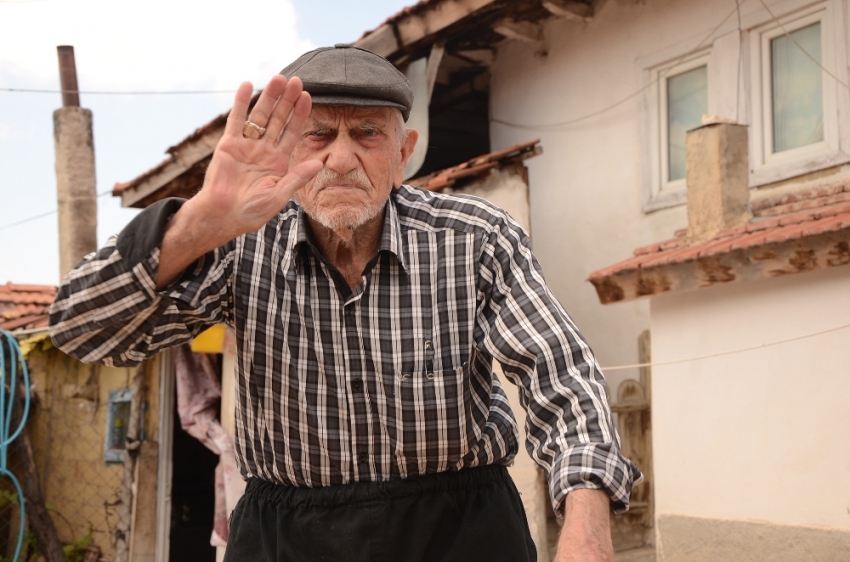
[476,213,642,514]
[49,197,236,367]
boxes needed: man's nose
[323,135,359,175]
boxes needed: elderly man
[50,45,640,562]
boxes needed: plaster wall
[455,167,552,561]
[22,347,162,560]
[488,0,850,393]
[649,265,850,530]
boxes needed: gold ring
[242,120,267,139]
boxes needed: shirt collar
[292,194,407,273]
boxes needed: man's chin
[311,207,375,232]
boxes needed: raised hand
[190,75,323,242]
[154,76,323,289]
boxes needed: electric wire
[493,0,850,131]
[491,0,747,130]
[601,321,850,372]
[756,0,850,91]
[0,329,31,562]
[0,87,242,95]
[0,189,113,232]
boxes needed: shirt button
[358,452,368,463]
[352,378,363,392]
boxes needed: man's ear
[393,128,420,187]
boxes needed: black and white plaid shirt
[50,184,641,513]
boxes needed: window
[667,65,709,182]
[770,22,823,153]
[640,48,713,211]
[749,2,850,186]
[639,0,849,212]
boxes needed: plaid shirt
[49,184,641,513]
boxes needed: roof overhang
[114,0,589,208]
[589,186,850,304]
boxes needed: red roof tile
[0,283,57,331]
[588,184,850,285]
[408,139,541,191]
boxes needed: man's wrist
[176,195,241,252]
[554,489,614,562]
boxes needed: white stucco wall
[488,0,716,392]
[487,0,850,395]
[650,265,850,529]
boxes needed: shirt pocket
[383,362,474,470]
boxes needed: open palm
[193,75,322,240]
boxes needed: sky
[0,0,413,285]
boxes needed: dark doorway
[168,394,219,561]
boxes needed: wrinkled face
[290,105,417,232]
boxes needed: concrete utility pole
[54,45,97,279]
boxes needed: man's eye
[359,129,378,137]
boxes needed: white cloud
[0,0,315,92]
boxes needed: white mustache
[311,167,372,192]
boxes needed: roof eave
[589,229,850,304]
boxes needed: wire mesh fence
[0,347,130,562]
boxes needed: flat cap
[281,44,413,121]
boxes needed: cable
[0,329,32,562]
[0,87,243,96]
[735,0,743,125]
[757,0,850,91]
[491,0,747,130]
[601,321,850,372]
[0,189,113,232]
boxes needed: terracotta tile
[728,231,768,251]
[696,238,734,258]
[764,223,808,245]
[717,223,747,238]
[778,209,816,226]
[633,243,661,256]
[746,217,780,232]
[800,214,848,237]
[659,238,682,251]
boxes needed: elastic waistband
[244,465,510,509]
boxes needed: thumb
[274,159,323,203]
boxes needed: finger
[273,159,323,205]
[265,76,304,143]
[246,75,288,132]
[224,82,256,137]
[277,91,313,154]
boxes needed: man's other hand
[554,489,615,562]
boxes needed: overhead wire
[601,321,850,372]
[0,87,243,95]
[756,0,850,91]
[491,0,747,130]
[0,189,113,232]
[493,0,850,131]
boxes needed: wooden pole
[114,365,146,562]
[53,45,97,280]
[8,386,66,562]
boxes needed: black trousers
[223,465,537,562]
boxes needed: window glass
[667,65,708,181]
[771,22,823,152]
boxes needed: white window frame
[639,46,714,212]
[748,0,850,186]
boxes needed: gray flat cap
[281,44,413,121]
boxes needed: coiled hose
[0,328,31,562]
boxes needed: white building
[115,0,850,559]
